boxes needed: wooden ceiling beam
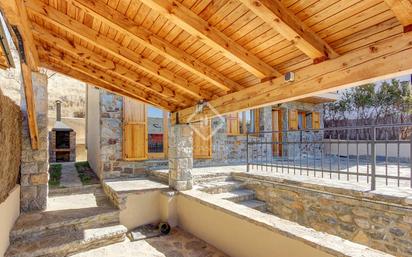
[20,62,39,149]
[384,0,412,32]
[174,32,412,123]
[67,0,242,92]
[26,0,211,101]
[139,0,281,79]
[37,48,178,111]
[41,60,155,106]
[238,0,338,61]
[32,25,195,107]
[0,0,40,149]
[0,0,39,70]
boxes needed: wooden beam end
[313,56,329,65]
[404,24,412,33]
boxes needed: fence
[246,123,412,190]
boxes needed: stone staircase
[198,180,267,212]
[5,186,127,257]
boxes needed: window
[147,106,168,158]
[123,97,168,160]
[226,109,260,135]
[289,109,321,130]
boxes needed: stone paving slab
[72,227,228,257]
[103,178,169,195]
[58,162,82,188]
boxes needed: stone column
[168,124,193,190]
[20,72,48,212]
[260,106,273,160]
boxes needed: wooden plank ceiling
[2,0,412,115]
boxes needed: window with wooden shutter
[288,109,298,130]
[193,120,212,159]
[123,97,148,160]
[312,112,321,129]
[226,113,240,135]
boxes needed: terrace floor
[72,227,228,257]
[153,160,412,199]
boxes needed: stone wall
[0,89,22,204]
[96,91,167,179]
[278,102,324,159]
[195,106,272,167]
[234,173,412,256]
[20,72,49,212]
[94,89,326,178]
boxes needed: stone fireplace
[49,100,76,162]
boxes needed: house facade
[86,87,335,180]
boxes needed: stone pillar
[168,124,193,191]
[99,91,123,179]
[260,106,273,160]
[20,72,48,212]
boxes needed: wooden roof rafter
[66,0,243,92]
[174,32,412,123]
[0,0,40,149]
[139,0,282,79]
[37,47,178,111]
[26,0,214,101]
[238,0,339,62]
[384,0,412,32]
[32,24,195,108]
[40,60,162,108]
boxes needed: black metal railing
[246,123,412,190]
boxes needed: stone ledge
[232,172,412,207]
[102,178,169,209]
[179,190,393,257]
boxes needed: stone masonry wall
[279,102,324,159]
[235,174,412,256]
[96,89,325,178]
[20,72,49,212]
[98,91,167,179]
[195,106,272,167]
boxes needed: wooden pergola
[1,0,412,147]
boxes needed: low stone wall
[0,89,22,203]
[233,173,412,256]
[178,190,391,257]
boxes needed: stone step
[10,206,120,241]
[198,180,245,194]
[5,224,127,257]
[49,184,102,196]
[215,189,256,203]
[238,199,267,212]
[193,175,233,184]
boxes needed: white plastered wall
[0,185,20,256]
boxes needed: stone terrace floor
[154,157,412,191]
[154,162,412,199]
[72,227,228,257]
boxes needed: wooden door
[272,109,283,156]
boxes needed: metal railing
[246,123,412,190]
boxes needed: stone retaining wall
[0,89,22,204]
[234,173,412,256]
